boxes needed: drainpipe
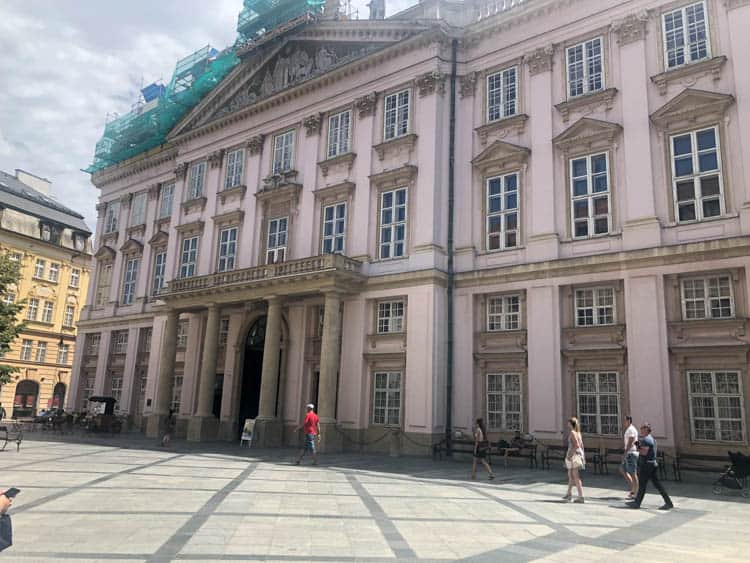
[446,38,458,456]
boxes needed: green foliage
[0,254,25,386]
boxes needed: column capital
[524,45,554,76]
[266,296,283,307]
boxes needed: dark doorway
[310,370,320,412]
[51,382,66,409]
[13,379,39,418]
[238,316,266,434]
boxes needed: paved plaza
[0,437,748,562]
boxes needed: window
[104,201,120,234]
[487,373,522,431]
[63,305,75,327]
[110,375,123,409]
[9,252,21,263]
[570,153,610,238]
[266,217,288,264]
[219,318,230,347]
[42,301,54,323]
[36,341,47,363]
[577,371,620,435]
[112,331,128,354]
[20,339,32,361]
[187,162,206,199]
[486,173,519,251]
[34,259,45,279]
[327,110,351,158]
[180,237,199,278]
[379,188,407,260]
[575,287,615,326]
[151,251,167,295]
[688,371,744,442]
[70,268,81,288]
[377,300,405,334]
[663,1,710,70]
[176,320,189,348]
[217,227,238,272]
[373,371,401,425]
[224,149,244,189]
[139,327,153,355]
[681,275,734,320]
[95,263,113,308]
[27,298,39,321]
[74,234,86,251]
[487,67,517,122]
[171,374,183,412]
[3,293,15,305]
[272,130,295,175]
[384,89,410,141]
[82,376,95,404]
[41,224,51,242]
[159,183,175,219]
[122,258,139,305]
[57,344,70,364]
[322,203,346,254]
[48,263,59,283]
[671,127,723,223]
[130,192,147,226]
[566,37,603,98]
[487,295,520,331]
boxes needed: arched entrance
[13,379,39,418]
[237,316,267,433]
[51,382,66,410]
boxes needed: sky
[0,0,415,232]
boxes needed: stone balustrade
[476,0,530,21]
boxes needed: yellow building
[0,169,91,418]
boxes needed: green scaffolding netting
[237,0,324,41]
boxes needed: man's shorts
[304,433,317,453]
[621,453,638,474]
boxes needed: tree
[0,254,25,386]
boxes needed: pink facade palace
[70,0,750,455]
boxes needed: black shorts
[474,447,489,459]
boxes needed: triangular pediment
[472,140,530,173]
[553,117,622,152]
[169,22,429,139]
[94,245,116,261]
[650,89,734,130]
[119,238,144,254]
[148,230,169,247]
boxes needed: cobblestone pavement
[1,435,748,562]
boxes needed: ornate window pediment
[472,140,530,175]
[369,165,417,190]
[148,231,169,247]
[119,238,144,255]
[94,245,116,262]
[553,117,622,155]
[650,88,734,132]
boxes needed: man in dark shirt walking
[627,423,673,510]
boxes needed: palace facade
[71,0,750,455]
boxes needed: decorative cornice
[650,56,727,96]
[472,140,530,175]
[217,184,247,204]
[262,170,299,190]
[148,231,169,247]
[313,181,355,202]
[119,238,144,254]
[373,133,418,161]
[555,88,618,123]
[611,11,649,46]
[369,164,418,188]
[414,71,447,97]
[355,92,378,117]
[304,113,323,136]
[94,245,116,261]
[552,117,623,154]
[174,220,205,234]
[524,45,554,76]
[317,152,356,177]
[246,134,265,155]
[208,149,225,169]
[212,209,245,226]
[459,72,478,98]
[255,182,302,207]
[174,162,189,180]
[181,197,207,214]
[650,88,735,131]
[475,114,528,146]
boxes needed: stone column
[317,291,343,452]
[254,296,283,446]
[146,309,179,438]
[188,304,221,441]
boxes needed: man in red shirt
[295,404,320,465]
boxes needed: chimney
[368,0,385,19]
[15,169,51,196]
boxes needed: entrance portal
[238,316,266,434]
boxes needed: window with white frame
[379,188,407,259]
[3,293,15,305]
[110,375,123,409]
[487,295,520,331]
[681,275,734,320]
[27,298,39,321]
[373,371,401,425]
[151,251,167,295]
[671,126,723,223]
[322,202,346,254]
[566,37,604,98]
[662,1,710,70]
[272,130,295,175]
[112,331,128,354]
[85,333,100,356]
[82,376,95,403]
[57,343,70,365]
[570,153,610,238]
[36,341,47,363]
[266,217,288,264]
[20,339,32,361]
[34,259,45,279]
[63,305,75,327]
[327,110,351,158]
[487,373,522,431]
[575,287,615,326]
[159,182,175,219]
[179,236,199,278]
[487,67,518,122]
[486,173,519,251]
[48,263,59,283]
[377,300,405,334]
[121,258,139,305]
[384,89,410,141]
[219,318,230,347]
[130,192,147,226]
[217,227,238,272]
[9,252,21,263]
[95,263,113,308]
[224,148,244,189]
[42,300,54,323]
[70,268,80,288]
[187,162,206,199]
[104,201,120,234]
[577,371,620,435]
[176,320,189,348]
[171,374,183,412]
[139,327,152,355]
[688,370,744,442]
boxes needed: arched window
[13,379,40,418]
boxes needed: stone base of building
[187,415,219,442]
[318,421,343,453]
[333,427,442,456]
[145,413,165,438]
[253,418,282,447]
[218,419,238,442]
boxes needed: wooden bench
[542,444,602,473]
[596,448,670,480]
[433,439,538,470]
[673,452,732,482]
[0,423,24,452]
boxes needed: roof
[0,170,91,234]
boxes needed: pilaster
[146,310,178,438]
[255,297,283,446]
[189,304,221,441]
[318,291,344,453]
